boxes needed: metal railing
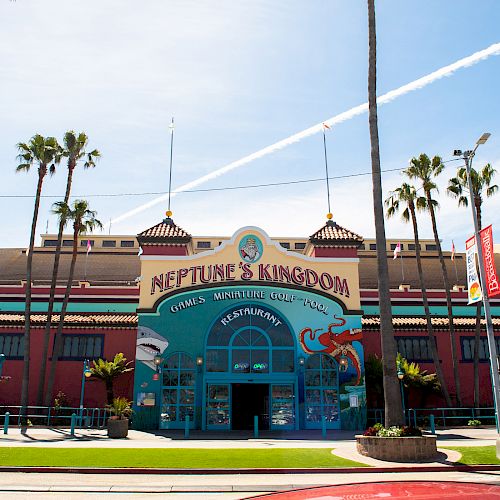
[367,407,496,428]
[0,405,111,429]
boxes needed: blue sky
[0,0,499,251]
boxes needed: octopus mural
[299,315,363,385]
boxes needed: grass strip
[443,446,500,465]
[0,447,368,469]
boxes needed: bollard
[254,415,259,439]
[429,414,435,434]
[321,415,327,439]
[70,413,77,437]
[184,415,190,439]
[3,412,9,435]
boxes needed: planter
[356,435,437,462]
[107,417,129,438]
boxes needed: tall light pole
[79,359,92,426]
[396,359,406,425]
[454,133,500,433]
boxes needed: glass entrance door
[270,384,295,430]
[206,383,230,430]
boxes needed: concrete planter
[356,435,437,462]
[107,417,129,438]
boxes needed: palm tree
[37,132,100,405]
[44,200,103,406]
[90,353,134,404]
[385,183,451,406]
[367,0,403,426]
[16,135,61,414]
[448,164,498,407]
[404,154,462,406]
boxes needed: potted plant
[107,397,132,438]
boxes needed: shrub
[377,426,403,437]
[401,426,422,436]
[108,397,133,420]
[468,419,481,427]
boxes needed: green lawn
[0,448,367,469]
[444,446,500,465]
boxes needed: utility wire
[0,158,463,199]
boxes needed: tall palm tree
[367,0,403,426]
[385,183,452,406]
[405,154,462,406]
[37,132,100,405]
[448,164,498,407]
[16,135,61,414]
[45,200,102,406]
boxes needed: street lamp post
[397,360,405,425]
[455,133,500,433]
[79,359,92,426]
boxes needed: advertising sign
[479,225,500,298]
[466,235,483,304]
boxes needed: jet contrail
[109,42,500,227]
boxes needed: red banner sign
[479,225,500,298]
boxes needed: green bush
[468,419,482,427]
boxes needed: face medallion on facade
[238,235,263,263]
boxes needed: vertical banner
[479,225,500,298]
[466,235,483,305]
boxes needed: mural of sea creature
[136,325,169,370]
[299,315,363,385]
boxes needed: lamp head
[84,369,92,378]
[153,355,162,366]
[476,133,491,145]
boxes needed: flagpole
[322,126,332,215]
[400,251,405,282]
[452,240,459,283]
[84,250,88,281]
[167,117,175,214]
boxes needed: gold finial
[326,213,333,220]
[166,210,173,218]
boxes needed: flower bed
[356,434,437,462]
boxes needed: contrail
[109,42,500,227]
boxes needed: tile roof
[137,218,191,245]
[0,313,137,328]
[362,315,500,330]
[309,220,363,247]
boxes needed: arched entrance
[202,303,298,431]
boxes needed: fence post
[3,412,9,435]
[254,415,259,439]
[47,407,51,427]
[429,414,435,434]
[321,415,327,439]
[184,415,190,439]
[70,413,77,437]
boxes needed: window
[59,334,103,360]
[358,244,365,250]
[305,354,339,428]
[294,243,306,250]
[161,353,196,428]
[461,337,500,361]
[197,241,211,249]
[102,240,116,248]
[0,334,24,358]
[43,240,57,247]
[408,244,421,251]
[369,244,377,250]
[426,244,437,251]
[280,242,290,249]
[80,240,95,247]
[396,337,432,362]
[62,240,73,247]
[120,240,135,248]
[390,243,404,251]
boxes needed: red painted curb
[0,465,499,474]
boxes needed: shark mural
[136,325,169,370]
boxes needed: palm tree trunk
[473,202,482,408]
[409,204,452,406]
[368,0,403,426]
[45,224,79,406]
[426,192,462,406]
[21,169,45,414]
[105,379,114,405]
[37,165,75,405]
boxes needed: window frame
[0,333,24,359]
[57,333,105,361]
[396,336,433,363]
